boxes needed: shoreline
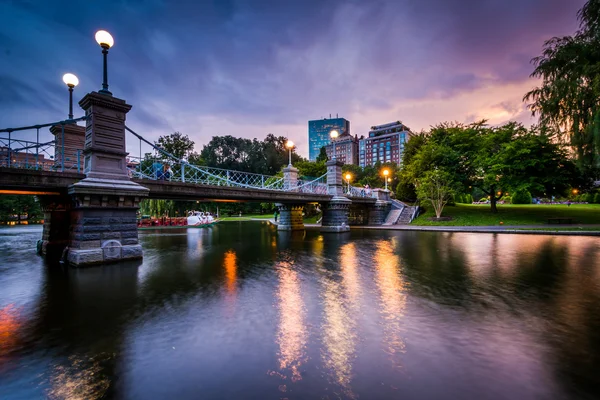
[263,219,600,236]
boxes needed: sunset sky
[0,0,586,158]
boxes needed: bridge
[1,90,401,268]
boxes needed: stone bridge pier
[39,91,149,267]
[320,160,352,233]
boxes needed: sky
[0,0,587,158]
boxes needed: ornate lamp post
[329,130,339,160]
[62,73,79,119]
[95,30,114,95]
[383,169,390,190]
[285,140,294,166]
[345,172,351,193]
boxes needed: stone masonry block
[102,231,122,239]
[68,248,104,266]
[122,245,143,260]
[121,231,139,239]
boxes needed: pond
[0,223,599,399]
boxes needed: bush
[584,193,594,203]
[594,193,600,204]
[466,194,473,204]
[500,195,512,204]
[395,180,417,202]
[511,189,532,204]
[456,194,465,203]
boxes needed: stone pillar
[368,189,391,225]
[50,123,85,171]
[321,198,352,232]
[283,165,298,191]
[321,159,352,232]
[326,159,344,196]
[276,203,305,231]
[66,92,149,267]
[368,201,391,225]
[38,195,73,263]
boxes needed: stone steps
[396,206,417,225]
[382,209,402,225]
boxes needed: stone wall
[276,203,305,231]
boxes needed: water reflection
[1,225,600,400]
[0,304,21,359]
[223,250,237,295]
[47,354,111,400]
[275,258,307,383]
[374,239,406,368]
[319,242,363,399]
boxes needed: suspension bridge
[0,92,406,268]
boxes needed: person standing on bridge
[165,164,173,181]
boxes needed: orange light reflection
[374,239,407,368]
[275,261,307,382]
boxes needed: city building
[358,121,413,167]
[0,147,55,170]
[325,133,359,165]
[308,116,350,161]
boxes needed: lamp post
[95,30,114,95]
[383,169,389,190]
[329,130,339,160]
[345,172,351,193]
[62,73,79,119]
[285,140,294,166]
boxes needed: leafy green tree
[403,122,576,213]
[415,168,457,218]
[511,189,532,204]
[316,146,328,162]
[156,132,195,160]
[0,195,40,223]
[524,0,600,174]
[295,160,326,178]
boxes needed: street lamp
[62,73,79,119]
[329,130,339,160]
[345,172,351,193]
[383,169,389,190]
[285,140,294,166]
[95,30,114,95]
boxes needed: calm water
[0,223,599,400]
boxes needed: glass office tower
[308,117,350,161]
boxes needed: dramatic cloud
[0,0,586,157]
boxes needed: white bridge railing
[125,126,328,194]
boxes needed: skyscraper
[308,117,350,161]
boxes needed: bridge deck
[0,168,376,204]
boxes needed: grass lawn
[516,227,600,231]
[219,214,272,221]
[412,203,600,226]
[220,213,321,223]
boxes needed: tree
[295,159,327,178]
[416,169,456,219]
[316,146,328,162]
[402,122,576,213]
[156,132,195,160]
[524,0,600,174]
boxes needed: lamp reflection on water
[223,250,238,298]
[374,239,406,368]
[319,242,362,398]
[0,304,21,358]
[47,354,110,400]
[275,259,307,384]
